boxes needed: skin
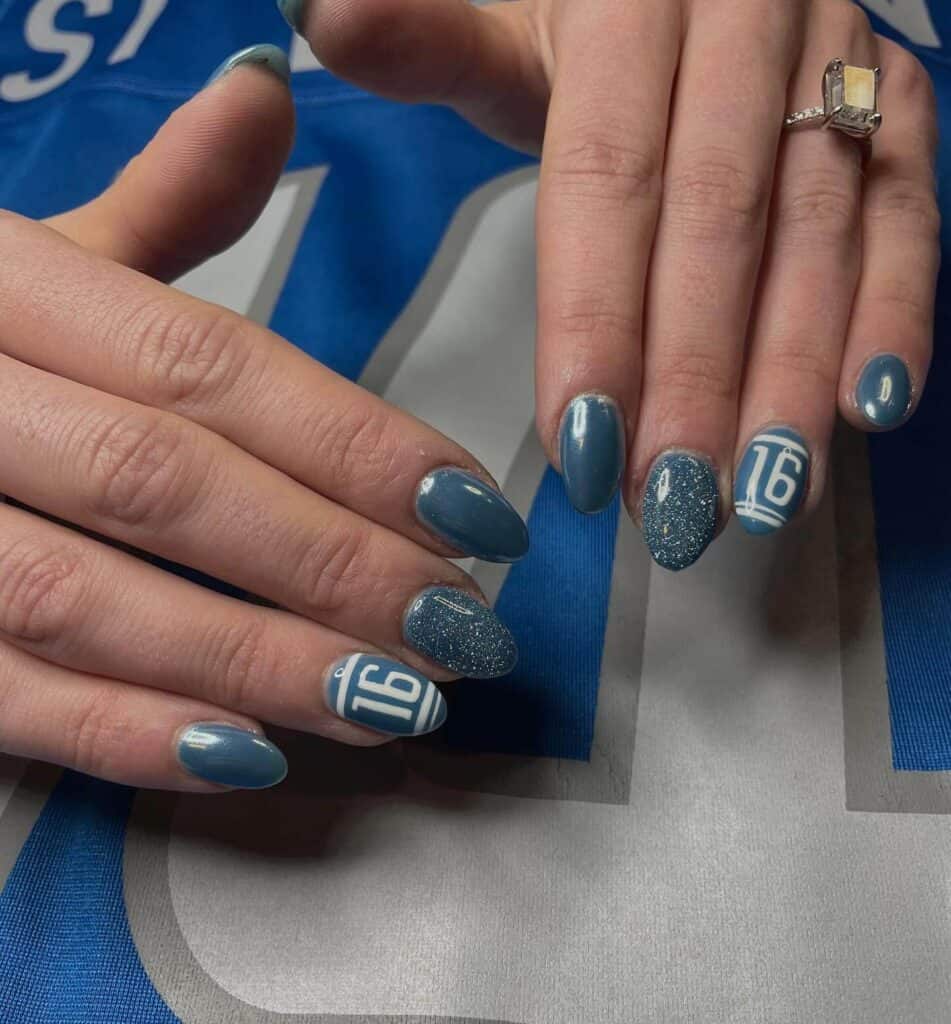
[287,0,940,527]
[0,1,940,790]
[0,63,510,791]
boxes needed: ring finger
[734,4,876,533]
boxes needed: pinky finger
[0,641,287,792]
[840,41,941,431]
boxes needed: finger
[0,640,287,792]
[839,37,940,431]
[280,0,548,153]
[631,1,804,569]
[534,0,679,514]
[0,215,527,567]
[0,356,517,680]
[0,503,447,743]
[46,45,294,282]
[734,15,877,533]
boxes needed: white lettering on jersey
[1,0,168,102]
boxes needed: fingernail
[403,586,518,679]
[177,723,288,789]
[734,428,810,535]
[327,654,447,736]
[641,452,718,571]
[415,468,529,563]
[206,44,291,88]
[276,0,307,31]
[856,354,912,428]
[558,394,625,514]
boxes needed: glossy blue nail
[276,0,307,30]
[327,654,447,736]
[177,724,287,789]
[856,354,912,428]
[641,452,718,571]
[558,394,625,514]
[403,586,517,679]
[206,44,290,87]
[734,428,810,535]
[416,468,528,563]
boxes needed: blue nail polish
[734,428,810,535]
[416,468,528,563]
[177,724,287,789]
[276,0,307,30]
[403,586,517,679]
[856,354,912,428]
[206,44,290,88]
[641,452,718,571]
[327,654,447,736]
[559,394,625,514]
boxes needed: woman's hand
[0,49,527,792]
[284,0,940,567]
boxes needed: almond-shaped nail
[558,394,625,514]
[403,586,517,679]
[416,468,528,563]
[856,354,912,429]
[206,44,290,87]
[734,428,809,535]
[327,654,447,736]
[177,723,287,789]
[641,452,718,571]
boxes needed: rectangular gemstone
[843,66,876,111]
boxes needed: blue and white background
[1,1,951,1020]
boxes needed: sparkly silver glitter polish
[641,452,719,571]
[403,587,518,679]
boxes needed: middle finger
[631,0,805,570]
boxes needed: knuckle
[653,343,737,403]
[886,46,935,109]
[68,687,123,778]
[663,150,770,241]
[308,400,403,493]
[774,172,859,248]
[553,290,641,352]
[765,337,839,392]
[868,184,941,242]
[547,131,663,208]
[83,411,203,528]
[291,524,373,619]
[202,614,273,710]
[127,301,253,411]
[0,538,89,646]
[865,280,934,333]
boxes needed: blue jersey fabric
[0,1,950,1019]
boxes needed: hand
[0,48,527,792]
[284,0,940,567]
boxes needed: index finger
[0,214,528,565]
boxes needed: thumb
[46,44,295,283]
